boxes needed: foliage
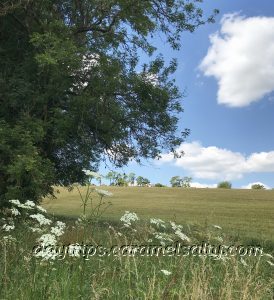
[217,181,232,189]
[251,184,266,190]
[136,176,150,186]
[170,176,192,187]
[0,0,218,206]
[155,183,166,187]
[1,202,273,299]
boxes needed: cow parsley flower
[37,234,57,246]
[36,205,47,213]
[10,208,20,216]
[95,188,113,197]
[170,221,190,242]
[150,218,166,228]
[25,200,35,207]
[82,169,101,179]
[50,221,66,237]
[2,224,15,232]
[161,269,172,276]
[174,230,190,242]
[30,214,52,226]
[120,211,139,227]
[9,199,21,206]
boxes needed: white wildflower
[82,169,101,179]
[2,224,15,232]
[169,221,190,242]
[150,218,166,228]
[170,221,183,231]
[120,211,139,227]
[95,189,113,197]
[152,232,173,244]
[37,234,57,246]
[212,225,222,230]
[36,205,47,213]
[25,200,35,207]
[161,269,172,276]
[174,230,190,242]
[9,199,21,206]
[215,236,223,242]
[34,247,58,260]
[30,214,52,226]
[10,208,20,216]
[9,199,35,210]
[50,221,66,237]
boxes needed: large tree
[0,0,218,206]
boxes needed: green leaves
[0,0,217,207]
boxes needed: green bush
[217,181,232,189]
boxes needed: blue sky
[99,0,274,189]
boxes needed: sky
[99,0,274,189]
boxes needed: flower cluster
[82,169,101,179]
[95,188,113,197]
[30,213,52,226]
[120,211,139,227]
[150,218,166,229]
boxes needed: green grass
[43,186,274,241]
[1,187,273,299]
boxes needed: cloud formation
[158,141,274,180]
[190,182,217,189]
[200,14,274,107]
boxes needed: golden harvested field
[43,186,274,241]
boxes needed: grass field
[1,187,273,299]
[43,186,274,241]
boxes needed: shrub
[251,184,265,190]
[217,181,232,189]
[155,183,165,187]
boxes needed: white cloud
[241,182,271,190]
[200,13,274,107]
[190,182,217,189]
[157,141,274,180]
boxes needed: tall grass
[1,197,274,300]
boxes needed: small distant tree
[251,184,265,190]
[136,176,150,187]
[155,183,165,187]
[105,171,115,186]
[181,176,192,188]
[170,176,192,187]
[127,172,136,185]
[170,176,182,187]
[217,181,232,189]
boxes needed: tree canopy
[0,0,218,206]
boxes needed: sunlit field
[43,186,274,241]
[1,187,274,299]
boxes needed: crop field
[43,186,274,241]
